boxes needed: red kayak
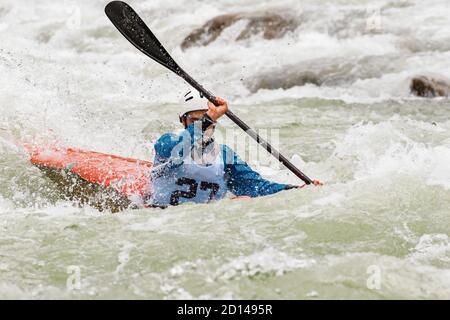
[25,144,153,212]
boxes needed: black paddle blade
[105,1,180,73]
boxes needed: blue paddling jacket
[149,121,295,206]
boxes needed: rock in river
[181,12,299,50]
[410,74,450,97]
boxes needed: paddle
[105,1,314,185]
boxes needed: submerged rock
[410,75,450,98]
[181,12,299,50]
[245,56,400,93]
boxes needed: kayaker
[148,95,322,206]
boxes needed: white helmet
[178,90,209,126]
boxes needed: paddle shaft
[179,69,313,184]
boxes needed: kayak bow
[25,144,153,212]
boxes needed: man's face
[180,109,208,128]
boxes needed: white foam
[330,119,450,187]
[409,234,450,264]
[215,247,315,280]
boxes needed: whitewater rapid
[0,0,449,299]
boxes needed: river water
[0,0,449,299]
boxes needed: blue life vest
[150,147,227,206]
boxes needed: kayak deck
[26,145,153,212]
